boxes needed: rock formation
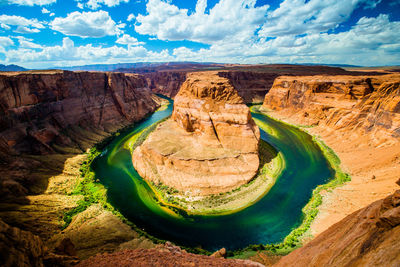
[275,188,400,267]
[0,70,160,264]
[262,74,400,140]
[0,70,159,199]
[132,72,260,195]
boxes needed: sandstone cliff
[275,188,400,267]
[0,70,158,199]
[262,74,400,141]
[132,72,260,195]
[0,71,160,263]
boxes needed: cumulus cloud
[0,15,45,30]
[50,11,124,38]
[4,37,172,68]
[0,36,14,53]
[77,0,130,10]
[14,26,41,33]
[16,36,43,49]
[259,0,376,37]
[171,14,400,66]
[127,13,135,22]
[7,0,56,6]
[135,0,269,44]
[116,34,144,45]
[41,7,50,14]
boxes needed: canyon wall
[262,74,400,142]
[0,70,159,199]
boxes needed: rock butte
[132,72,260,195]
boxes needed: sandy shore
[266,110,400,237]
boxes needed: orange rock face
[132,72,260,195]
[262,74,400,140]
[0,70,159,199]
[275,189,400,267]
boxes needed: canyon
[0,66,400,266]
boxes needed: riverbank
[258,107,400,238]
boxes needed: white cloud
[116,34,144,45]
[14,26,41,33]
[3,37,172,68]
[135,0,269,44]
[170,14,400,66]
[16,36,43,49]
[0,37,14,47]
[7,0,56,6]
[77,2,84,9]
[127,13,135,22]
[77,0,130,10]
[259,0,374,37]
[50,13,55,17]
[50,11,123,38]
[0,37,14,53]
[1,23,11,30]
[41,7,50,13]
[0,15,45,30]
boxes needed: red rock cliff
[0,70,159,199]
[0,70,158,157]
[262,74,400,140]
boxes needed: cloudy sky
[0,0,399,68]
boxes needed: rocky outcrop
[0,218,77,267]
[275,189,400,267]
[0,71,160,263]
[262,74,400,140]
[132,72,260,195]
[0,70,159,199]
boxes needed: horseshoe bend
[132,72,261,196]
[1,65,400,267]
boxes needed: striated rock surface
[133,72,260,195]
[0,218,77,267]
[0,71,159,263]
[262,74,400,140]
[0,70,159,199]
[275,189,400,267]
[0,70,158,157]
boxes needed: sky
[0,0,399,68]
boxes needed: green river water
[91,98,335,251]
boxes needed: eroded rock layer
[0,70,159,199]
[132,72,260,195]
[262,74,400,141]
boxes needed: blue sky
[0,0,399,68]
